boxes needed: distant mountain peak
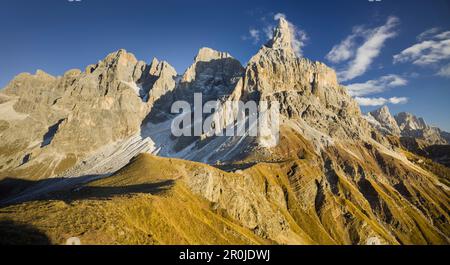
[395,112,428,131]
[368,105,401,135]
[149,57,177,77]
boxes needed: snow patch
[121,81,149,102]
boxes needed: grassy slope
[0,155,270,245]
[0,127,448,245]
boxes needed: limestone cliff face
[227,17,371,147]
[146,58,178,105]
[178,47,244,102]
[0,50,177,178]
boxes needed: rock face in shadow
[147,47,244,122]
[0,220,51,245]
[140,47,245,157]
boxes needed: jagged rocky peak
[266,17,294,53]
[395,112,448,145]
[225,16,371,145]
[368,106,401,135]
[93,49,139,72]
[395,112,427,131]
[0,49,161,172]
[145,57,178,104]
[69,49,174,102]
[180,47,244,99]
[85,49,146,83]
[194,47,233,63]
[241,17,340,100]
[148,57,177,78]
[182,47,243,84]
[2,69,60,101]
[149,57,160,74]
[35,69,56,80]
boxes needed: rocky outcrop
[224,17,371,148]
[146,58,178,104]
[395,112,448,145]
[365,107,449,147]
[366,106,401,135]
[179,47,244,102]
[396,112,428,131]
[0,49,177,178]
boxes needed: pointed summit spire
[267,17,293,53]
[370,105,401,135]
[379,105,390,114]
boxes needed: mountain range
[0,18,448,245]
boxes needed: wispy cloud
[437,63,450,77]
[326,26,364,63]
[263,25,273,39]
[249,29,260,44]
[327,17,399,82]
[273,12,285,21]
[393,29,450,66]
[355,96,408,106]
[346,74,407,97]
[417,27,440,41]
[435,31,450,40]
[242,28,261,45]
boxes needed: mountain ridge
[0,18,449,245]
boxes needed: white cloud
[355,96,408,106]
[417,27,440,41]
[290,27,308,57]
[326,26,365,63]
[435,31,450,40]
[355,97,387,106]
[393,39,450,66]
[326,34,357,63]
[345,74,407,97]
[249,28,260,44]
[339,17,399,81]
[263,25,273,39]
[393,28,450,66]
[437,63,450,77]
[389,97,409,104]
[326,17,399,82]
[274,13,286,21]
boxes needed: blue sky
[0,0,449,130]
